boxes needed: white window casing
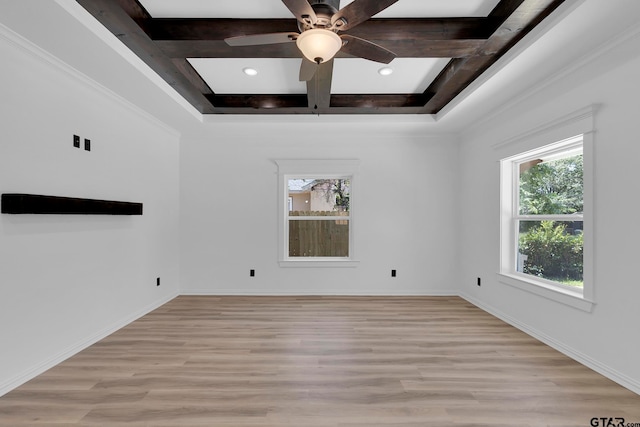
[276,159,360,268]
[496,106,596,312]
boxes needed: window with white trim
[500,134,593,310]
[287,178,350,257]
[276,160,359,267]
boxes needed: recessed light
[378,67,393,76]
[243,67,258,76]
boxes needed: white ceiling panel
[343,0,501,18]
[188,58,307,94]
[331,58,450,94]
[139,1,293,19]
[188,57,450,95]
[139,0,501,19]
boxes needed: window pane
[517,220,583,287]
[289,220,349,257]
[288,179,350,213]
[519,153,583,215]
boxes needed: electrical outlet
[73,135,80,148]
[391,269,396,277]
[477,277,481,287]
[84,138,91,151]
[156,277,160,287]
[250,269,255,277]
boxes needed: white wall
[2,0,637,401]
[0,28,181,394]
[458,28,640,392]
[180,123,459,295]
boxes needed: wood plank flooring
[1,296,639,426]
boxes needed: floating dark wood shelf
[1,194,143,215]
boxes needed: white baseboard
[180,289,459,296]
[0,292,178,397]
[459,292,640,396]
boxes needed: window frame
[503,136,584,284]
[496,107,596,312]
[276,159,360,268]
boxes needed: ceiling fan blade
[225,32,298,46]
[299,58,318,81]
[331,0,399,31]
[307,59,334,110]
[282,0,317,25]
[340,35,396,64]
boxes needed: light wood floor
[1,296,639,426]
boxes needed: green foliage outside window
[519,154,583,215]
[518,154,584,286]
[519,221,583,285]
[318,179,350,211]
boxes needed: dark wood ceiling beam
[208,106,422,116]
[207,105,427,115]
[323,106,426,114]
[485,0,561,55]
[148,19,298,40]
[208,107,315,115]
[205,93,428,112]
[421,0,565,114]
[330,94,429,108]
[206,94,308,109]
[76,0,216,114]
[170,59,213,95]
[156,40,298,59]
[347,18,493,40]
[114,0,151,23]
[147,18,491,41]
[149,17,492,59]
[154,39,486,59]
[75,0,566,115]
[488,0,528,22]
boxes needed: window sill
[279,259,360,268]
[497,272,594,312]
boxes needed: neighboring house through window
[287,178,350,257]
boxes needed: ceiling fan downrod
[299,0,341,31]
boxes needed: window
[287,178,350,258]
[499,132,593,311]
[514,140,584,287]
[276,160,359,267]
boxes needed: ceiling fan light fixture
[296,29,342,64]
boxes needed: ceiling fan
[224,0,399,82]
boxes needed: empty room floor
[1,296,639,426]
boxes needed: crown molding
[55,0,202,122]
[491,104,598,150]
[0,21,181,138]
[462,19,640,136]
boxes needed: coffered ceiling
[75,0,566,115]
